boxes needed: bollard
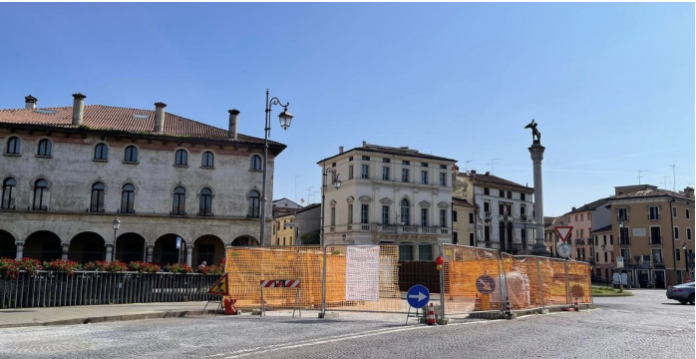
[427,303,436,325]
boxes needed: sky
[0,3,693,216]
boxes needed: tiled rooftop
[0,105,281,145]
[458,171,533,193]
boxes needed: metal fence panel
[441,244,504,315]
[224,246,323,310]
[322,244,402,313]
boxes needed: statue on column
[524,119,541,144]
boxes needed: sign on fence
[345,245,380,301]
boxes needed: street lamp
[112,217,121,262]
[683,243,689,282]
[319,166,340,319]
[260,89,293,247]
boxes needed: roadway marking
[206,320,499,358]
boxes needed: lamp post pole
[319,165,341,319]
[683,244,689,282]
[111,217,120,263]
[260,90,293,246]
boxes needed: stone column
[146,245,154,263]
[61,243,69,260]
[529,143,550,256]
[186,244,193,267]
[105,244,113,263]
[15,241,24,260]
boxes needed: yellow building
[272,210,299,246]
[610,185,695,288]
[452,197,477,246]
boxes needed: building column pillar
[186,244,193,267]
[529,143,550,256]
[61,243,69,260]
[105,244,113,263]
[146,245,154,263]
[15,241,24,260]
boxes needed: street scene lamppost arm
[260,89,293,246]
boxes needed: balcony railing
[575,238,585,245]
[650,236,662,245]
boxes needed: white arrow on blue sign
[406,284,430,309]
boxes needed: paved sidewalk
[0,301,218,329]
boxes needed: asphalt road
[0,290,693,359]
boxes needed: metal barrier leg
[320,245,327,319]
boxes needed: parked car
[666,282,695,305]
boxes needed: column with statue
[525,120,550,256]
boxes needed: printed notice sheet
[345,245,380,301]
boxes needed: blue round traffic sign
[476,275,496,294]
[407,285,430,309]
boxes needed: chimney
[339,146,344,154]
[470,170,476,175]
[72,93,86,125]
[228,109,240,139]
[485,171,490,176]
[24,95,37,110]
[684,187,694,199]
[362,140,366,147]
[154,102,167,134]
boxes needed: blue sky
[0,3,693,216]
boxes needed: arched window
[121,184,135,214]
[94,143,108,160]
[1,178,17,209]
[124,146,138,163]
[33,179,49,211]
[202,151,214,168]
[172,186,186,215]
[248,190,260,218]
[175,149,188,166]
[90,182,105,212]
[400,199,410,225]
[199,188,212,216]
[37,139,52,157]
[250,155,262,171]
[6,136,21,155]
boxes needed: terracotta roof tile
[452,197,477,208]
[614,187,691,201]
[458,172,534,193]
[0,105,281,145]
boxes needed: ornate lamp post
[110,217,120,263]
[319,166,341,319]
[260,90,293,246]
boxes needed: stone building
[453,170,535,253]
[317,142,456,260]
[609,184,695,288]
[0,93,285,266]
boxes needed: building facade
[0,93,285,266]
[592,224,614,284]
[610,185,695,288]
[562,198,612,262]
[452,197,477,247]
[453,170,535,254]
[317,142,456,260]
